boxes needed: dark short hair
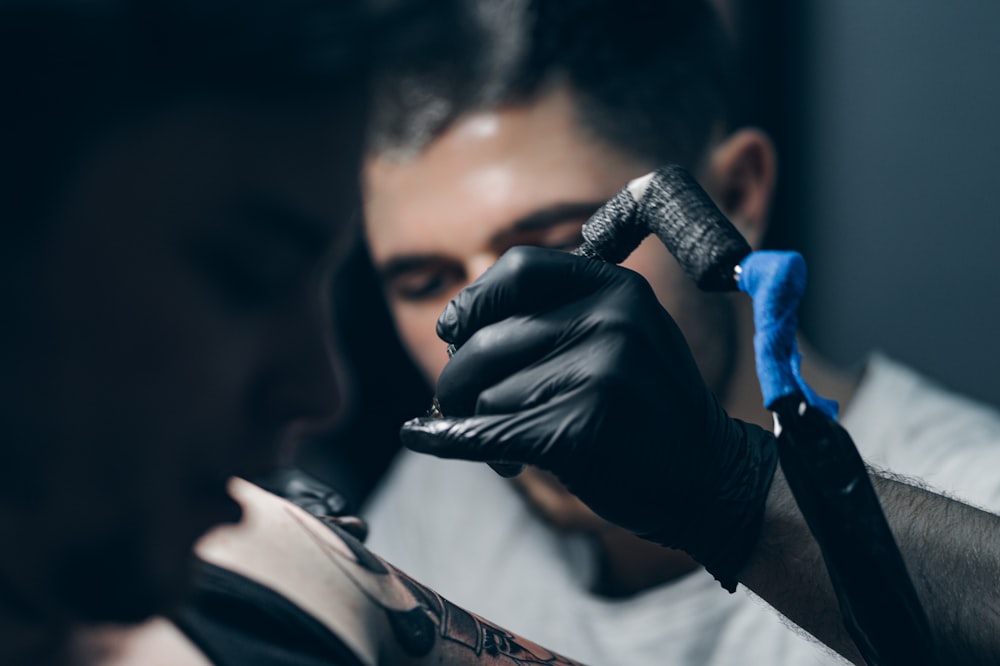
[369,0,736,169]
[0,0,468,242]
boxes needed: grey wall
[798,0,1000,405]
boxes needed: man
[2,0,663,662]
[12,0,986,662]
[361,0,1000,663]
[0,1,565,664]
[400,245,1000,665]
[0,0,378,659]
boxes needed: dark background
[727,0,1000,407]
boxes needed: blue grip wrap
[737,251,838,420]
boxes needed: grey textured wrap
[574,164,751,292]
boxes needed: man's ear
[703,128,776,250]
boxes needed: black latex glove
[400,246,778,591]
[253,467,369,543]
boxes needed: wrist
[682,420,779,592]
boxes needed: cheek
[620,236,739,393]
[103,273,254,437]
[391,302,452,386]
[620,236,689,315]
[41,244,261,514]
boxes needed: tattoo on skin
[286,508,582,665]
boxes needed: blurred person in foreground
[361,0,1000,663]
[0,2,598,664]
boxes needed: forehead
[59,100,363,249]
[363,87,650,259]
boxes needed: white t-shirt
[363,354,1000,664]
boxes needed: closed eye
[385,262,465,303]
[505,219,587,254]
[537,229,585,253]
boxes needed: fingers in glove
[436,246,627,346]
[400,413,529,463]
[436,308,586,415]
[465,355,592,417]
[400,393,585,467]
[487,462,525,478]
[319,515,370,543]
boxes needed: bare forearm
[739,467,1000,665]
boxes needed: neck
[0,616,68,666]
[720,297,772,428]
[0,575,70,666]
[592,527,700,597]
[723,296,860,429]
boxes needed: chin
[510,469,614,534]
[66,579,189,625]
[51,530,198,624]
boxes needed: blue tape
[737,251,838,420]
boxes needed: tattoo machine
[570,164,941,666]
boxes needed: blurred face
[0,99,360,624]
[364,86,737,531]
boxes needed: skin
[364,83,857,595]
[197,479,587,666]
[80,479,591,665]
[0,99,362,665]
[740,467,1000,665]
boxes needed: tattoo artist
[400,246,1000,666]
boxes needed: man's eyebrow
[233,198,334,256]
[377,201,605,282]
[378,253,452,282]
[489,201,605,245]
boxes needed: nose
[466,252,499,285]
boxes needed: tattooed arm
[195,478,583,666]
[373,560,580,666]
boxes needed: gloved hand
[400,246,778,591]
[253,467,369,543]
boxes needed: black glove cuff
[701,422,779,591]
[645,422,779,593]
